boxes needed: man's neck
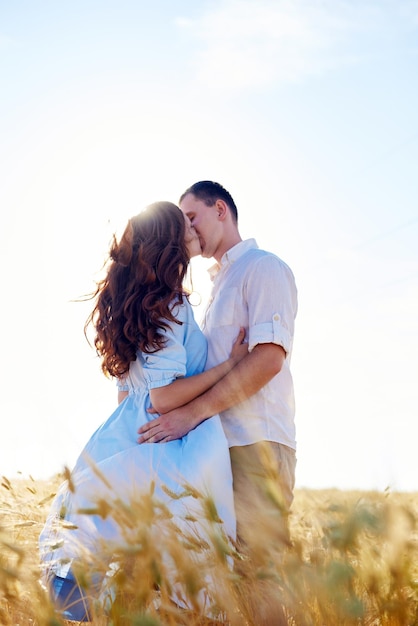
[214,234,242,264]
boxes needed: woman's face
[184,214,201,258]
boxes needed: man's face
[183,213,201,258]
[179,193,221,259]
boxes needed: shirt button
[273,314,280,321]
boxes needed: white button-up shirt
[202,239,298,449]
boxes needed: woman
[39,201,246,621]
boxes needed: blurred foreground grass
[1,473,417,625]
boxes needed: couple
[39,180,298,623]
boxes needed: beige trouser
[229,442,296,625]
[229,441,297,552]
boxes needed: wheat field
[1,472,417,625]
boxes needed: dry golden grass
[1,473,417,625]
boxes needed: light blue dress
[39,299,236,620]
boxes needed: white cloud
[177,0,416,89]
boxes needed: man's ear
[215,199,228,220]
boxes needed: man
[139,181,297,623]
[138,181,298,554]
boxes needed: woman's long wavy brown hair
[85,201,191,379]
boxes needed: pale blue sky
[1,0,417,491]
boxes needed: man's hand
[137,407,197,443]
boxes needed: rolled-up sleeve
[246,255,297,355]
[249,313,293,354]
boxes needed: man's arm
[137,343,285,443]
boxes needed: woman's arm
[149,328,246,414]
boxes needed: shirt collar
[208,239,258,280]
